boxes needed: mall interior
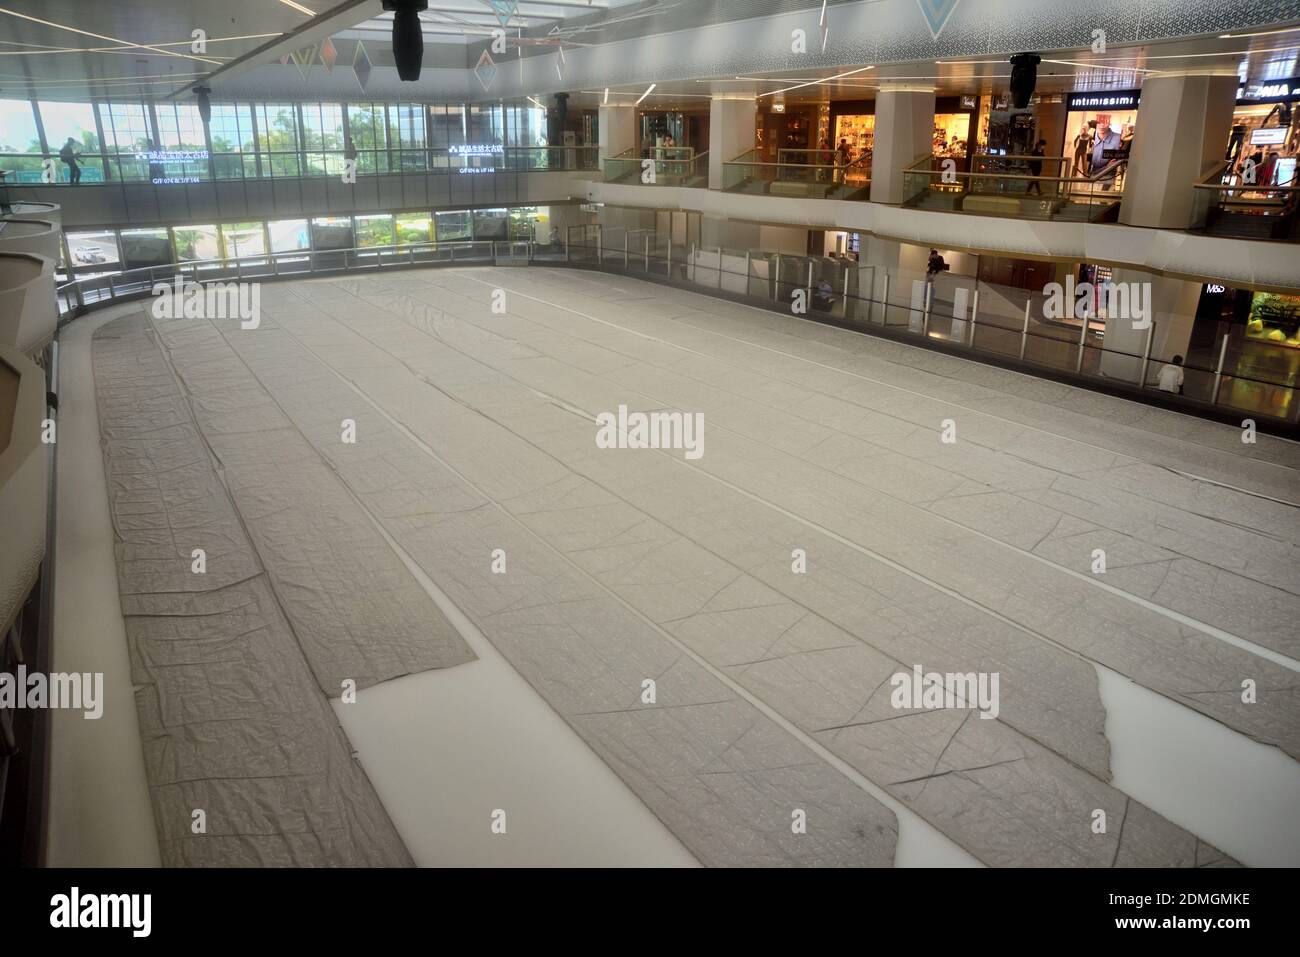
[1,0,1298,870]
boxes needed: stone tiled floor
[76,266,1299,866]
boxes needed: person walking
[1026,138,1046,196]
[58,137,82,183]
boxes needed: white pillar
[1119,73,1237,230]
[1099,270,1201,384]
[869,86,935,205]
[709,97,757,190]
[599,105,636,164]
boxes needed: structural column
[869,85,936,205]
[598,104,637,165]
[1118,72,1238,229]
[708,97,757,190]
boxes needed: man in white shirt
[1156,355,1185,394]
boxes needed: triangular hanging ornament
[916,0,961,40]
[289,43,319,81]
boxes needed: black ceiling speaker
[383,0,429,81]
[193,85,212,124]
[1009,53,1041,109]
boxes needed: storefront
[756,102,819,162]
[932,95,979,170]
[1062,90,1138,189]
[829,100,875,180]
[638,108,709,156]
[1226,76,1299,187]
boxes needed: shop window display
[1246,292,1300,347]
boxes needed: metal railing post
[806,261,814,301]
[690,242,696,282]
[1211,334,1230,404]
[1075,311,1090,372]
[922,280,933,337]
[968,288,980,346]
[1139,321,1155,386]
[624,231,629,268]
[842,268,849,312]
[666,238,671,277]
[717,247,724,290]
[744,250,751,296]
[644,234,650,271]
[1019,299,1031,359]
[773,254,780,301]
[880,273,889,325]
[597,226,603,264]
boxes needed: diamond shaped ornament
[320,37,338,73]
[487,0,519,26]
[353,40,372,91]
[475,49,498,92]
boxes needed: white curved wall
[0,252,57,356]
[588,183,1300,293]
[0,342,47,635]
[0,219,61,262]
[1,202,60,229]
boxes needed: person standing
[58,137,82,183]
[1026,138,1046,195]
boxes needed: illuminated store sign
[1066,91,1140,110]
[1237,78,1299,104]
[152,176,201,185]
[450,144,504,155]
[458,167,494,174]
[134,149,210,163]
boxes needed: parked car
[73,245,107,264]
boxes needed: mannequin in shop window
[1089,114,1123,188]
[1072,122,1093,179]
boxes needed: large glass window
[389,103,427,172]
[395,212,431,244]
[435,210,472,242]
[310,215,354,251]
[172,224,219,262]
[98,101,152,181]
[0,98,43,181]
[221,222,267,261]
[354,213,394,247]
[153,103,210,182]
[268,218,311,254]
[65,230,121,268]
[209,103,258,179]
[37,100,104,182]
[472,207,509,240]
[119,227,172,269]
[347,103,389,174]
[255,103,302,177]
[302,103,345,176]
